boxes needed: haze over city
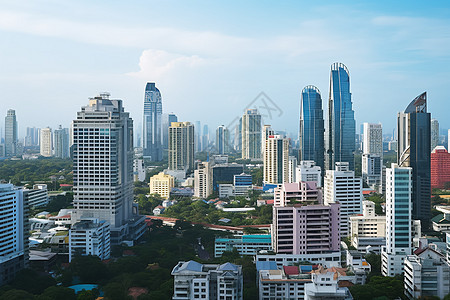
[1,0,450,136]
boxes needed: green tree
[36,286,76,300]
[0,289,35,300]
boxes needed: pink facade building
[272,182,340,255]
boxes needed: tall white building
[362,153,382,192]
[194,161,212,198]
[169,122,195,173]
[261,124,274,159]
[363,123,382,156]
[288,156,297,183]
[382,164,413,277]
[431,118,439,151]
[54,125,70,158]
[263,134,289,184]
[0,184,26,285]
[241,109,262,160]
[171,261,243,300]
[296,161,322,188]
[69,218,111,262]
[40,127,53,157]
[71,93,146,245]
[324,162,363,237]
[133,159,146,182]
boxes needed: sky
[0,0,450,139]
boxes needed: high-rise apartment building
[296,161,322,188]
[194,161,212,198]
[299,85,324,172]
[363,123,383,156]
[398,92,431,228]
[161,113,177,150]
[143,82,163,161]
[262,125,274,159]
[54,125,70,158]
[263,134,289,184]
[431,118,439,151]
[241,109,261,159]
[168,122,195,173]
[325,63,356,171]
[288,156,297,183]
[381,164,413,277]
[431,146,450,189]
[40,127,52,157]
[149,172,174,200]
[69,219,110,263]
[0,184,27,285]
[324,162,362,237]
[71,93,146,244]
[362,154,382,192]
[4,109,18,157]
[216,125,230,154]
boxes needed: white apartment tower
[194,161,212,198]
[324,162,363,237]
[363,123,383,155]
[263,134,289,184]
[40,127,53,157]
[168,122,195,173]
[296,161,322,188]
[71,93,145,244]
[381,164,413,277]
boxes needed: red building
[431,146,450,189]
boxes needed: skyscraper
[216,125,230,154]
[431,118,439,151]
[40,127,52,157]
[202,124,209,152]
[241,109,261,160]
[299,85,324,171]
[381,164,413,276]
[71,93,146,244]
[263,134,289,184]
[262,125,274,160]
[162,113,178,150]
[54,125,70,158]
[143,82,163,161]
[398,92,431,228]
[362,123,383,191]
[325,63,356,171]
[25,127,40,147]
[362,123,382,156]
[4,109,17,157]
[168,122,195,173]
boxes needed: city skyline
[1,1,450,137]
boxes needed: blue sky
[1,0,449,139]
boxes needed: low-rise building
[404,247,450,300]
[432,206,450,232]
[304,266,354,300]
[69,219,111,262]
[150,172,175,200]
[346,250,371,284]
[215,234,272,257]
[23,184,49,209]
[256,253,341,269]
[171,261,243,300]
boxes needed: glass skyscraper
[143,82,163,161]
[325,63,356,171]
[299,85,324,171]
[398,92,431,228]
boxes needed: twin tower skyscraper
[299,62,356,172]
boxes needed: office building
[299,85,325,172]
[216,125,230,154]
[171,261,243,300]
[54,125,70,158]
[162,113,178,150]
[263,134,289,184]
[69,219,111,262]
[4,109,18,157]
[362,154,382,192]
[381,164,413,277]
[215,234,272,257]
[431,146,450,189]
[25,127,40,147]
[325,63,356,171]
[150,172,174,200]
[168,122,195,173]
[362,123,382,156]
[398,92,431,228]
[23,184,49,209]
[194,161,212,198]
[404,248,450,300]
[349,201,386,252]
[241,109,262,160]
[71,93,146,244]
[212,163,244,191]
[431,118,439,151]
[256,253,341,269]
[0,184,27,285]
[324,162,362,237]
[143,82,163,161]
[234,173,252,196]
[40,127,52,157]
[296,161,322,188]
